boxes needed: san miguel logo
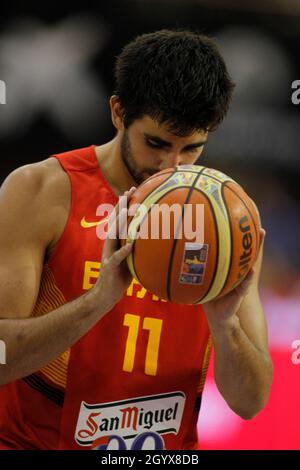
[75,391,186,449]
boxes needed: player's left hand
[203,228,266,328]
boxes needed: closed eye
[146,139,165,149]
[184,146,203,153]
[145,135,207,152]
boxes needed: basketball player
[0,30,272,450]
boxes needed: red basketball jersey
[0,146,211,450]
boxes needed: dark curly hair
[114,29,235,136]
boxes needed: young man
[0,30,272,450]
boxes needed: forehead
[132,115,208,144]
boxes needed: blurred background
[0,0,299,450]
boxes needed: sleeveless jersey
[0,146,211,450]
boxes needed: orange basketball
[124,165,261,304]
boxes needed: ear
[110,95,125,131]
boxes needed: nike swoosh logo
[80,216,109,228]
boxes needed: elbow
[237,358,274,420]
[230,388,272,420]
[233,404,263,420]
[218,355,274,420]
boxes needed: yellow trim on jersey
[32,265,70,389]
[197,335,213,393]
[40,349,70,389]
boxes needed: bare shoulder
[1,157,69,199]
[4,156,68,192]
[0,157,71,251]
[31,157,70,209]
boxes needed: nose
[158,153,181,171]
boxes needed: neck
[94,135,136,195]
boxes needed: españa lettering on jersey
[0,146,211,450]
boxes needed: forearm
[0,288,108,385]
[209,315,273,419]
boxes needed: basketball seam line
[218,182,234,297]
[131,169,179,288]
[166,167,207,302]
[192,187,220,304]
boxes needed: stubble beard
[121,130,157,185]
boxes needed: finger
[108,242,133,268]
[127,186,137,199]
[259,228,266,248]
[235,268,255,296]
[108,186,134,221]
[102,215,120,261]
[103,187,137,260]
[118,194,129,240]
[108,190,128,229]
[117,187,137,240]
[255,227,266,263]
[103,189,131,257]
[108,187,136,234]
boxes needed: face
[120,115,208,185]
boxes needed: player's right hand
[88,186,136,314]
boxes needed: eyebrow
[144,133,208,149]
